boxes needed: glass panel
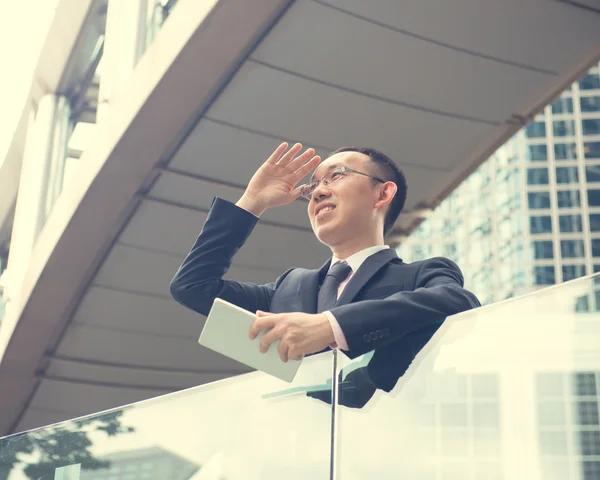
[530,215,553,234]
[559,214,583,233]
[0,354,333,479]
[556,166,579,184]
[145,0,180,48]
[580,73,600,90]
[532,240,554,259]
[534,266,556,284]
[528,192,551,209]
[528,144,548,161]
[336,275,600,479]
[527,168,549,185]
[553,120,576,137]
[526,121,546,138]
[585,142,600,159]
[557,190,581,208]
[590,214,600,231]
[561,239,585,258]
[552,97,574,114]
[583,119,600,136]
[563,265,586,282]
[588,190,600,207]
[554,143,577,161]
[586,166,600,183]
[581,96,600,113]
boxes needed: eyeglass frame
[300,166,387,200]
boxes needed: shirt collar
[330,245,390,273]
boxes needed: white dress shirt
[324,245,390,350]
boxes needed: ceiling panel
[45,357,233,390]
[319,0,600,72]
[205,62,493,172]
[251,0,555,122]
[16,408,82,434]
[55,323,254,371]
[71,286,203,338]
[165,120,442,211]
[118,200,330,269]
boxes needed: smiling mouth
[316,205,335,219]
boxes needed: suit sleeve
[169,197,288,316]
[329,257,481,357]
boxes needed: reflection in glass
[534,266,556,284]
[561,239,585,258]
[530,215,553,234]
[528,144,548,161]
[553,120,576,137]
[552,97,574,114]
[587,190,600,207]
[586,166,600,183]
[583,119,600,136]
[554,142,577,161]
[579,73,600,90]
[563,264,586,281]
[556,166,579,184]
[581,96,600,112]
[527,168,549,185]
[559,215,583,233]
[526,121,546,138]
[557,190,581,208]
[585,142,600,159]
[532,240,554,259]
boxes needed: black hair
[331,146,407,235]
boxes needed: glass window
[559,214,582,232]
[530,215,552,234]
[588,190,600,207]
[527,168,549,185]
[561,239,585,258]
[526,121,546,138]
[581,96,600,112]
[592,239,600,257]
[528,192,551,209]
[563,265,586,281]
[557,190,580,208]
[583,119,600,136]
[551,97,573,114]
[585,142,600,159]
[553,120,576,137]
[554,142,577,160]
[555,166,579,184]
[532,240,554,259]
[534,266,555,285]
[590,214,600,231]
[586,166,600,182]
[528,144,548,161]
[579,73,600,90]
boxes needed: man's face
[307,151,382,247]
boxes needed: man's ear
[375,182,397,209]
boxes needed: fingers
[276,143,304,167]
[293,154,321,179]
[277,338,289,363]
[265,142,289,165]
[249,314,276,340]
[286,147,316,170]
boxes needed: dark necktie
[317,261,352,313]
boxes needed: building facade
[398,63,600,306]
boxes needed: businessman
[170,143,480,403]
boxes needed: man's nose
[312,182,332,201]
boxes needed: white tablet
[198,298,302,382]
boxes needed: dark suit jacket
[170,197,481,393]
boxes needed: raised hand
[236,142,321,216]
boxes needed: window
[532,241,554,259]
[554,143,577,160]
[561,240,585,258]
[530,215,552,234]
[579,73,600,90]
[559,215,582,232]
[583,119,600,136]
[590,214,600,232]
[529,144,548,161]
[588,190,600,207]
[551,97,573,114]
[556,167,579,184]
[563,265,586,281]
[585,142,600,159]
[527,168,549,185]
[528,192,551,209]
[526,121,546,138]
[581,96,600,112]
[557,190,580,208]
[587,166,600,183]
[534,266,556,285]
[553,120,576,137]
[592,239,600,257]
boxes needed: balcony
[1,273,599,479]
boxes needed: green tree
[0,410,134,479]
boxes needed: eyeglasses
[300,166,386,200]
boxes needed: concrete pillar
[5,95,60,304]
[96,0,146,123]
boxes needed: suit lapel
[298,259,331,314]
[336,248,399,306]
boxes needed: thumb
[291,184,307,199]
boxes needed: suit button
[363,334,371,343]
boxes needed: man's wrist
[236,194,266,217]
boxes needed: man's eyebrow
[310,163,341,182]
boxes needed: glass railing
[0,353,334,479]
[2,274,600,479]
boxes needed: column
[96,0,146,124]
